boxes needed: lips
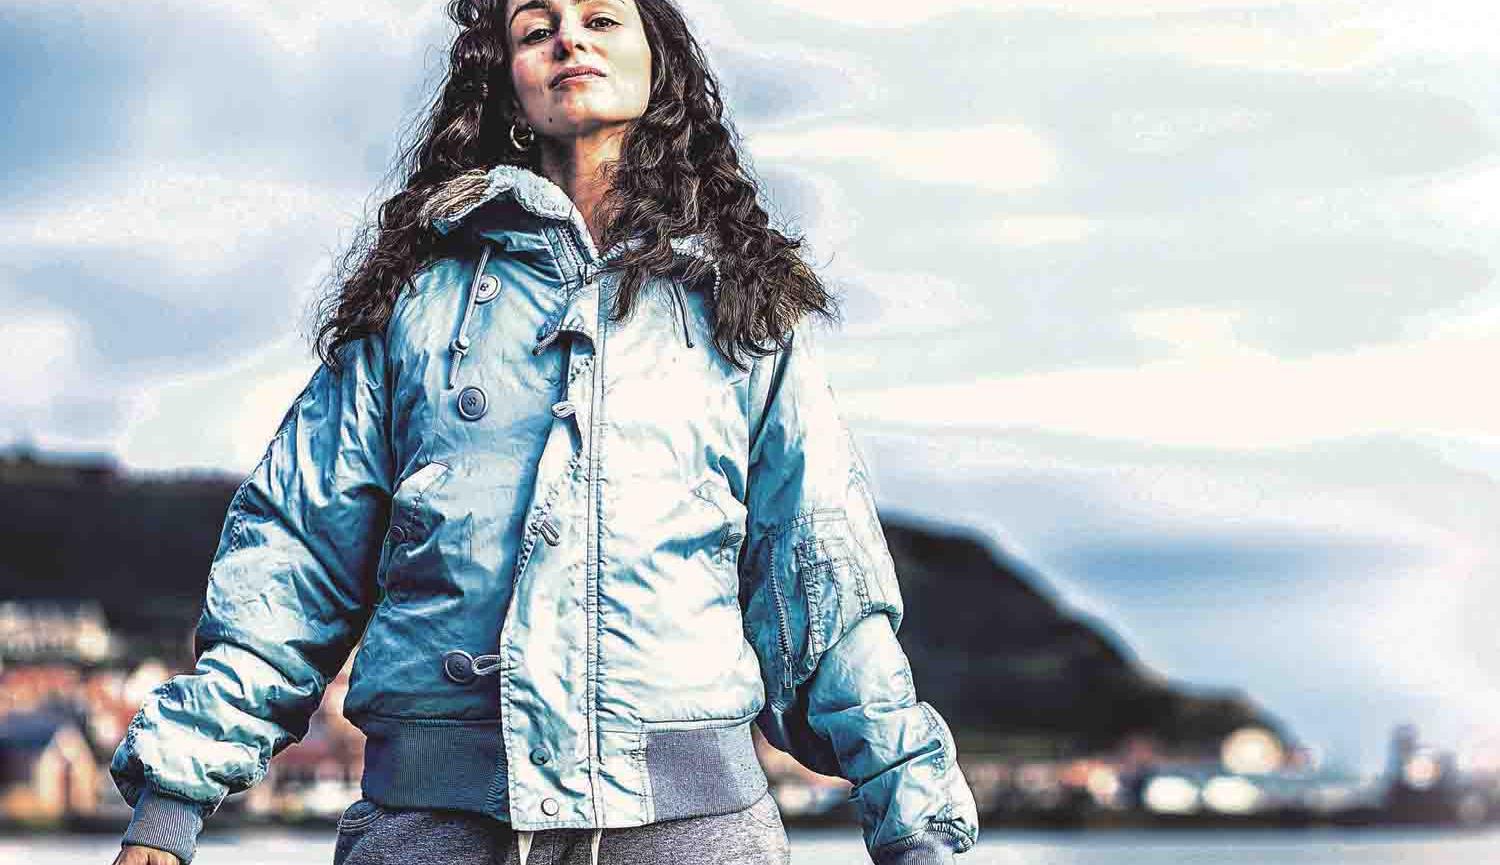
[551,66,605,88]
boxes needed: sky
[3,0,1498,776]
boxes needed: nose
[552,10,593,58]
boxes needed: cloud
[839,319,1500,449]
[1103,105,1274,157]
[760,165,859,254]
[1422,157,1500,238]
[0,307,83,413]
[0,0,446,209]
[714,42,884,126]
[1095,1,1386,74]
[974,213,1096,246]
[746,122,1059,191]
[0,0,440,55]
[0,289,128,450]
[1126,305,1253,360]
[0,157,359,388]
[0,164,354,282]
[827,264,981,339]
[1089,2,1500,80]
[726,4,1496,378]
[852,423,1473,560]
[119,333,321,473]
[185,0,435,55]
[758,0,1321,27]
[1352,2,1500,64]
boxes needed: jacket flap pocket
[394,461,450,505]
[386,460,453,551]
[692,477,748,549]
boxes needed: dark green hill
[0,446,237,646]
[880,511,1290,756]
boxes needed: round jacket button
[530,748,550,765]
[541,797,559,816]
[457,385,487,421]
[475,274,500,303]
[442,650,476,685]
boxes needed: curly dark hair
[309,0,840,375]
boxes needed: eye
[521,16,616,44]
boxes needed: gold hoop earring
[510,120,534,152]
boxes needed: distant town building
[0,600,116,663]
[0,710,99,822]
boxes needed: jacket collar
[424,162,716,268]
[426,162,722,351]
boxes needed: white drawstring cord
[514,824,602,863]
[447,239,493,389]
[517,829,534,865]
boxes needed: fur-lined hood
[421,161,722,349]
[421,162,718,271]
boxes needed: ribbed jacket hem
[121,787,206,864]
[354,711,770,827]
[871,828,964,865]
[358,714,507,814]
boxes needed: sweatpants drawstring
[513,826,604,864]
[518,829,533,865]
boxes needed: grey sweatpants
[331,787,791,865]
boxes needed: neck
[535,125,627,249]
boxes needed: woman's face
[505,0,653,141]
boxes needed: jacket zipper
[563,219,607,822]
[766,543,795,698]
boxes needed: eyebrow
[509,0,589,28]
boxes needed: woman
[109,0,980,863]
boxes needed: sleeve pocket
[772,510,876,690]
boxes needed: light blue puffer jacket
[110,163,980,864]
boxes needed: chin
[551,109,635,130]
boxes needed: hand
[113,844,182,865]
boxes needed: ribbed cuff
[871,829,961,865]
[121,787,206,864]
